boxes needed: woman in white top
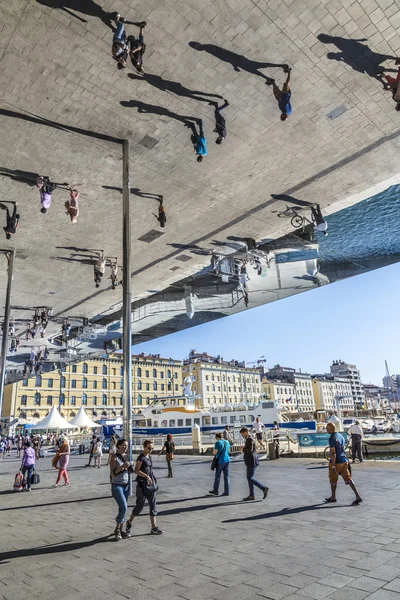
[94,437,103,468]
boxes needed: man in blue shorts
[269,66,292,121]
[326,423,362,505]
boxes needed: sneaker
[52,484,58,488]
[221,492,230,496]
[114,528,122,541]
[243,495,255,501]
[208,490,219,496]
[352,498,363,506]
[139,21,147,28]
[26,488,32,492]
[122,530,131,539]
[126,521,132,533]
[263,487,269,500]
[151,527,163,535]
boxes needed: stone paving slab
[0,454,400,599]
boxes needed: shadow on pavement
[0,535,111,564]
[0,495,111,511]
[222,503,343,523]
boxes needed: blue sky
[133,262,400,386]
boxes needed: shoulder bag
[211,443,224,471]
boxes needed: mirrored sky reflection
[93,185,400,347]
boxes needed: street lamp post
[121,140,133,493]
[0,250,15,421]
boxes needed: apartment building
[183,351,262,406]
[312,376,353,415]
[330,360,364,408]
[1,353,183,426]
[263,365,316,416]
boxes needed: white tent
[30,406,78,430]
[68,407,99,429]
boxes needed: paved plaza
[1,0,400,339]
[1,454,400,600]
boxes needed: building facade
[183,351,262,407]
[330,360,364,408]
[1,353,183,427]
[263,365,316,415]
[312,376,353,415]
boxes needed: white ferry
[104,394,316,437]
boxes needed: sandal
[325,497,336,503]
[352,498,363,505]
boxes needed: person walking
[128,21,147,73]
[252,417,265,450]
[52,435,70,487]
[126,440,163,535]
[240,427,268,501]
[36,176,56,214]
[108,434,117,465]
[325,423,362,505]
[272,421,280,459]
[107,260,119,290]
[209,432,230,496]
[348,420,364,463]
[155,196,167,228]
[94,253,106,288]
[110,438,132,540]
[210,99,229,144]
[222,425,233,445]
[111,15,129,69]
[159,433,175,477]
[20,440,36,491]
[311,205,328,236]
[381,62,400,110]
[65,186,80,223]
[86,434,97,467]
[16,435,23,458]
[0,202,20,239]
[191,120,208,162]
[269,66,292,121]
[94,437,103,468]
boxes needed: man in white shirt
[348,420,364,463]
[311,205,328,235]
[252,417,265,449]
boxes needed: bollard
[267,442,276,460]
[192,424,202,453]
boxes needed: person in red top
[382,62,400,110]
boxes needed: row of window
[71,363,179,379]
[22,376,180,393]
[21,393,124,407]
[204,374,259,383]
[20,394,164,407]
[205,385,260,393]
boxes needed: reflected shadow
[35,0,115,29]
[120,100,201,128]
[0,495,111,512]
[271,194,313,208]
[189,42,288,80]
[318,34,398,83]
[0,167,39,187]
[0,108,121,145]
[128,73,223,103]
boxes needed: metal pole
[0,250,15,423]
[122,140,133,491]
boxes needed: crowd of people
[0,417,364,538]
